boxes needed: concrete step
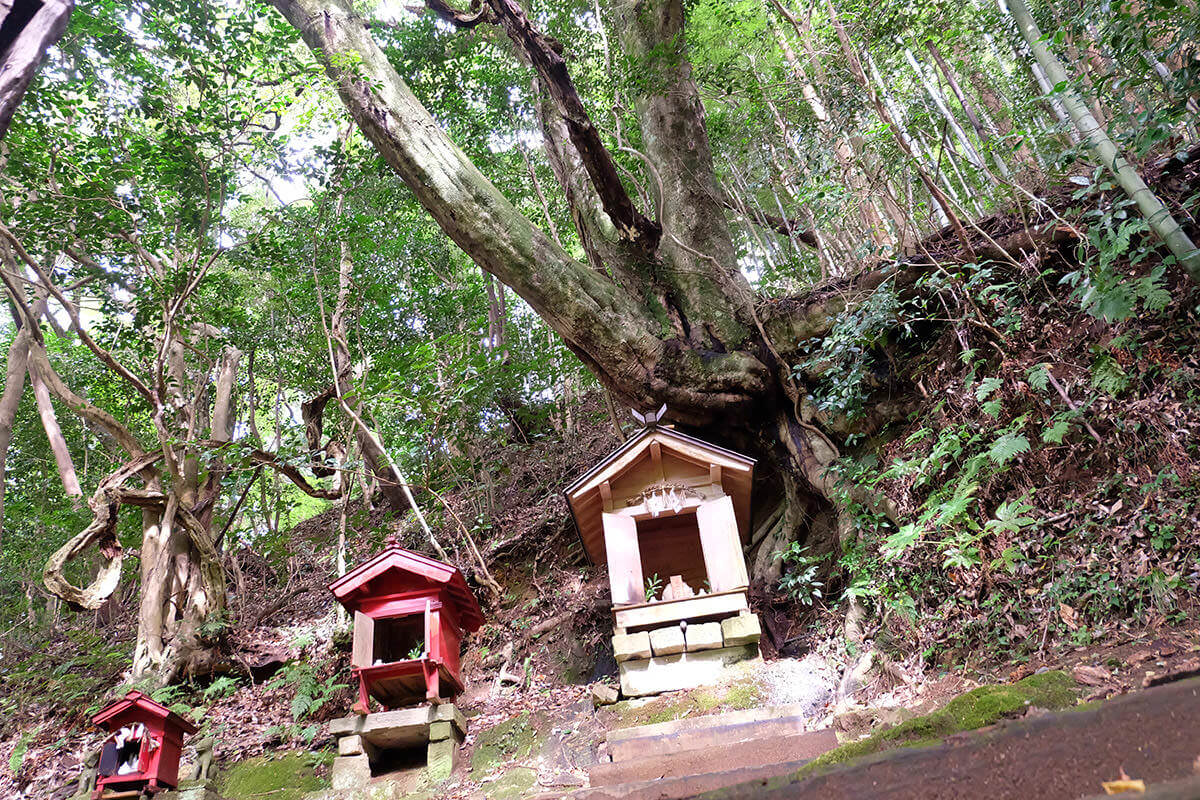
[605,704,827,763]
[590,728,838,787]
[565,757,813,800]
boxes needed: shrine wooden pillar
[696,496,749,593]
[602,512,644,605]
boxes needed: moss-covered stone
[484,767,537,800]
[469,714,539,780]
[217,751,331,800]
[793,671,1078,778]
[614,678,765,726]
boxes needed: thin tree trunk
[904,46,988,172]
[30,369,82,499]
[850,31,963,236]
[1008,0,1200,280]
[767,3,891,247]
[602,388,625,437]
[0,308,32,542]
[925,39,990,142]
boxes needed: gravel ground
[758,654,836,718]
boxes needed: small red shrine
[330,536,483,712]
[91,690,197,799]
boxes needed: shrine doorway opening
[635,511,709,600]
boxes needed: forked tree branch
[0,223,158,406]
[432,0,662,248]
[721,196,818,247]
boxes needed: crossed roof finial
[385,532,400,549]
[631,403,668,428]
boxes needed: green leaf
[1042,419,1070,444]
[988,432,1030,466]
[1027,364,1050,393]
[1091,354,1129,396]
[882,523,921,559]
[975,377,1003,401]
[291,694,312,721]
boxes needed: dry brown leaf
[1101,778,1145,794]
[1059,602,1079,630]
[1073,664,1113,686]
[1125,650,1154,666]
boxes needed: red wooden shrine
[330,535,483,713]
[91,690,197,799]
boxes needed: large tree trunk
[268,0,863,582]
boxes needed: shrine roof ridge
[328,543,484,631]
[564,424,755,499]
[91,689,199,734]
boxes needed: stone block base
[331,754,372,791]
[618,643,760,697]
[721,612,762,647]
[685,621,723,652]
[329,703,466,783]
[613,631,652,662]
[649,626,686,656]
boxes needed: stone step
[562,757,814,800]
[605,703,826,762]
[590,728,838,787]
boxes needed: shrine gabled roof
[328,544,484,632]
[564,426,756,565]
[565,426,755,499]
[92,690,199,734]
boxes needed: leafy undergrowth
[785,146,1200,673]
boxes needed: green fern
[985,499,1038,535]
[987,432,1030,466]
[1091,353,1129,396]
[882,523,921,559]
[974,377,1002,401]
[1027,364,1050,393]
[1042,419,1071,443]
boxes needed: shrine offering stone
[649,626,686,656]
[721,613,762,647]
[612,631,652,662]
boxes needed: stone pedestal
[328,704,467,784]
[615,612,763,696]
[331,753,373,791]
[618,643,760,696]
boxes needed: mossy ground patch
[795,671,1078,778]
[217,750,332,800]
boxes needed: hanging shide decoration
[632,481,704,517]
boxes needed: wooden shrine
[330,535,484,711]
[326,537,481,788]
[565,422,763,696]
[90,690,197,799]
